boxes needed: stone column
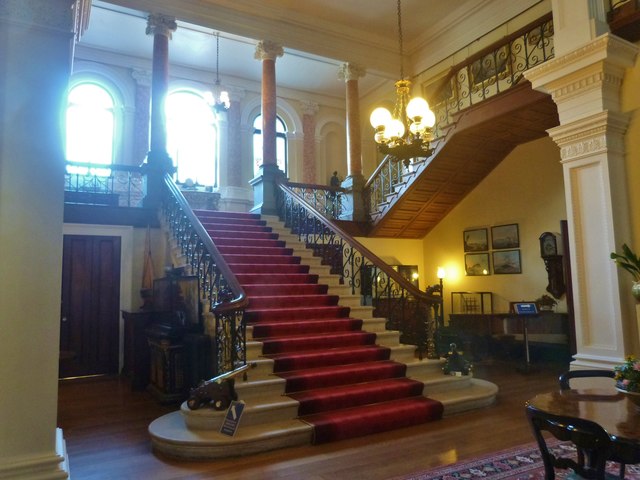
[338,62,367,221]
[0,0,75,478]
[300,101,319,184]
[249,40,285,215]
[526,30,639,369]
[143,13,176,208]
[226,88,245,188]
[131,68,151,166]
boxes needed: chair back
[559,369,615,390]
[527,407,613,479]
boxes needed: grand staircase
[149,210,498,459]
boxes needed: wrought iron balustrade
[64,161,145,207]
[286,181,346,220]
[277,181,441,359]
[432,14,554,133]
[162,175,248,375]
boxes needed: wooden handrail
[285,180,346,194]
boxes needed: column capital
[131,68,151,87]
[226,85,246,103]
[254,40,284,61]
[146,13,177,39]
[548,110,630,162]
[300,100,319,116]
[338,63,366,82]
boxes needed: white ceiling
[78,0,481,99]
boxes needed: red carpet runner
[195,209,443,444]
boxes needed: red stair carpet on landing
[194,209,443,444]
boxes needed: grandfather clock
[539,232,566,299]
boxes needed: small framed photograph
[492,249,521,274]
[465,253,490,276]
[491,223,519,249]
[463,228,489,252]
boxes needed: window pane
[253,114,288,176]
[166,90,217,187]
[65,83,115,172]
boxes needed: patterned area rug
[392,441,640,479]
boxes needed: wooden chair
[558,369,615,390]
[557,369,624,479]
[527,407,615,479]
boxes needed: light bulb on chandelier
[369,0,435,161]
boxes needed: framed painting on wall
[492,249,522,274]
[491,223,519,249]
[465,253,490,276]
[463,228,489,252]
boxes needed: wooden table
[526,388,640,476]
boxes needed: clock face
[542,235,556,256]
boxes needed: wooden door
[60,235,121,378]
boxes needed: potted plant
[614,356,640,406]
[610,243,640,301]
[535,294,557,312]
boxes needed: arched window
[253,114,287,177]
[166,90,218,187]
[65,82,116,174]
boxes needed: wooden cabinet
[121,310,153,390]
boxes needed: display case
[450,291,493,314]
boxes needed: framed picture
[492,249,522,274]
[491,223,519,249]
[465,253,490,276]
[463,228,489,252]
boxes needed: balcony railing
[285,181,346,220]
[64,161,145,207]
[432,13,554,134]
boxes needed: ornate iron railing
[431,13,554,133]
[64,161,145,207]
[286,181,346,220]
[277,181,442,359]
[162,174,248,375]
[365,14,554,216]
[365,156,424,214]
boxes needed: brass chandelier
[369,0,435,160]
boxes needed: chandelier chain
[397,0,404,80]
[215,31,221,85]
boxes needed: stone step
[149,412,312,460]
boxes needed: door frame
[62,223,134,372]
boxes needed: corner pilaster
[525,33,639,368]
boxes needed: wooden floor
[58,359,567,480]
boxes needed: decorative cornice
[254,40,284,61]
[0,0,75,32]
[338,63,366,82]
[300,100,319,116]
[525,33,638,89]
[146,13,177,39]
[548,111,630,161]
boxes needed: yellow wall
[422,136,566,318]
[620,50,640,250]
[356,137,566,318]
[355,237,428,287]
